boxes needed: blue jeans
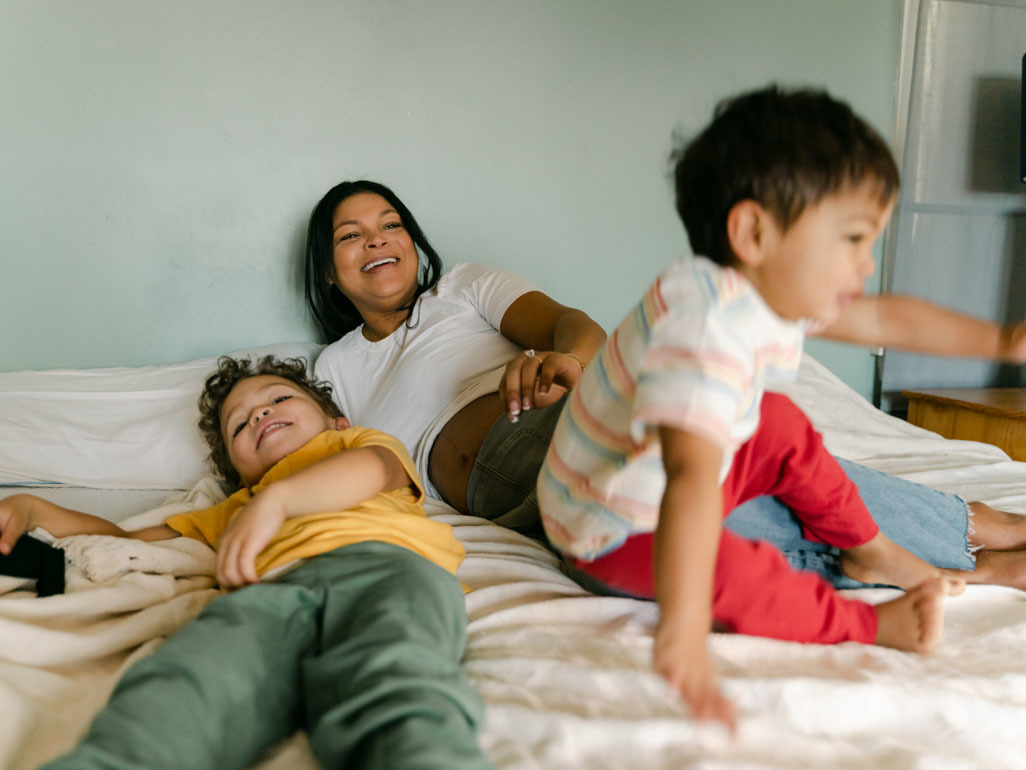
[467,400,975,590]
[725,458,974,588]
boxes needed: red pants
[568,393,880,644]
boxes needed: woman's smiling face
[330,192,420,323]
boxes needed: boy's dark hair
[304,179,444,343]
[672,85,900,266]
[197,355,344,488]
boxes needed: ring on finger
[524,348,538,360]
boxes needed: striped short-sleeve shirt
[538,256,809,560]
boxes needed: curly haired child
[1,355,491,769]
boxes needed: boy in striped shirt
[537,86,969,730]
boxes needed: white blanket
[6,357,1026,769]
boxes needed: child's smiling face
[740,182,893,325]
[220,375,349,487]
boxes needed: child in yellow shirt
[0,355,490,770]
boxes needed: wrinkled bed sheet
[5,357,1026,770]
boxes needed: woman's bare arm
[497,290,606,418]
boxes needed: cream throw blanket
[6,358,1026,769]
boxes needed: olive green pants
[44,542,490,770]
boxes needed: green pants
[44,542,490,770]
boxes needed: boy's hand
[654,426,734,732]
[654,616,736,732]
[1000,322,1026,363]
[0,495,35,555]
[215,492,285,589]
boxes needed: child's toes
[943,576,966,596]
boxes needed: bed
[4,342,1026,769]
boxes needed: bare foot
[874,578,947,652]
[963,549,1026,590]
[841,532,965,595]
[968,502,1026,550]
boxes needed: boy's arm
[653,426,736,732]
[822,296,1026,362]
[215,445,412,588]
[0,493,178,554]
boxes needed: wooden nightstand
[902,388,1026,461]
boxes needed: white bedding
[5,356,1026,769]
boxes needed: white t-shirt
[314,262,537,498]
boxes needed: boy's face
[220,375,349,487]
[741,182,892,325]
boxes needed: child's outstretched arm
[823,296,1026,362]
[215,445,412,588]
[654,426,736,732]
[0,493,178,554]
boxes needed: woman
[307,180,604,535]
[305,179,1026,588]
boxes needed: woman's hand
[653,615,736,732]
[215,492,285,589]
[498,349,586,421]
[496,291,605,422]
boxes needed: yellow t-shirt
[165,427,465,578]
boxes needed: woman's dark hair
[304,180,444,342]
[197,355,343,488]
[672,85,900,266]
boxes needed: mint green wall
[1,0,900,398]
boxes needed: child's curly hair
[197,355,344,488]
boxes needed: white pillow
[0,342,324,490]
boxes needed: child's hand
[653,617,736,733]
[215,493,285,589]
[0,495,37,555]
[1000,322,1026,363]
